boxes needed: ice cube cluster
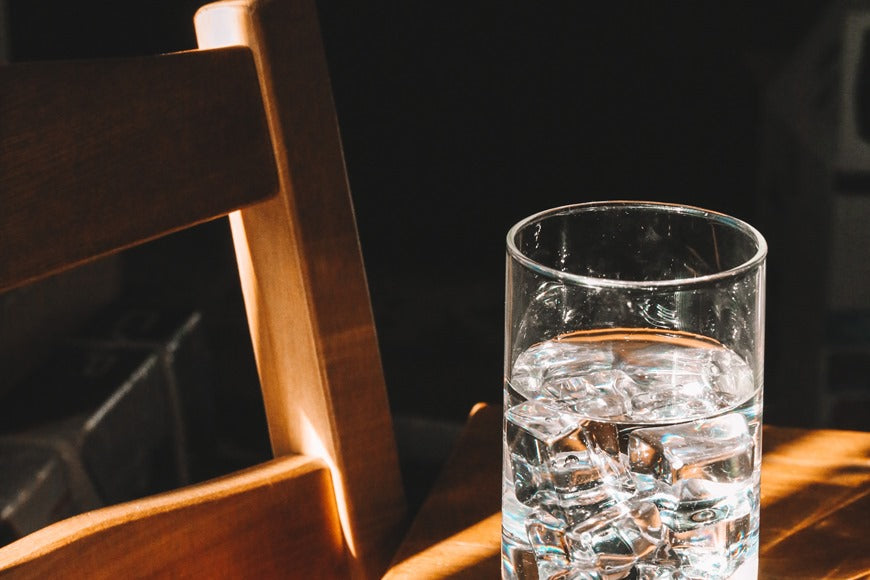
[503,337,760,579]
[510,339,753,424]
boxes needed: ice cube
[548,420,635,502]
[502,543,540,580]
[548,492,620,528]
[630,384,720,422]
[549,451,609,499]
[566,501,665,575]
[555,370,637,420]
[663,494,754,577]
[511,340,615,400]
[674,477,749,504]
[577,421,635,494]
[619,342,754,422]
[632,475,679,514]
[633,562,680,580]
[580,421,621,458]
[619,342,713,384]
[705,347,755,404]
[507,399,581,452]
[538,564,601,580]
[627,414,754,489]
[505,378,529,410]
[526,507,570,568]
[506,400,631,506]
[506,400,587,504]
[510,451,542,505]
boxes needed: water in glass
[502,328,761,579]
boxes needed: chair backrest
[0,0,406,578]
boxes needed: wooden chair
[0,0,406,577]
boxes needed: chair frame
[0,0,406,577]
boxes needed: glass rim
[506,200,768,289]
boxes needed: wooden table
[385,403,870,579]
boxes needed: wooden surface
[195,2,406,578]
[0,46,277,291]
[759,425,870,579]
[386,403,870,579]
[0,455,347,579]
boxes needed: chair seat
[385,403,870,579]
[387,404,501,579]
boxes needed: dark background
[5,0,857,444]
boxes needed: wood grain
[386,403,870,579]
[195,2,406,578]
[0,46,277,291]
[759,426,870,579]
[385,403,502,580]
[0,455,347,579]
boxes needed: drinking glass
[502,201,767,579]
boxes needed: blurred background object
[757,0,870,431]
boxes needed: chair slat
[195,2,407,578]
[0,46,278,291]
[0,455,347,579]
